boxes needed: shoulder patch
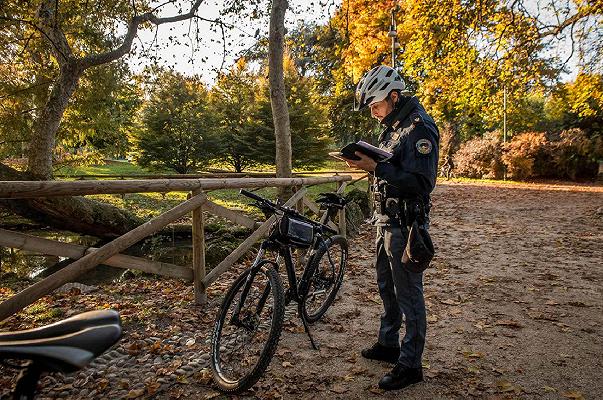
[416,138,433,155]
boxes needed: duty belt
[374,194,428,224]
[373,193,402,218]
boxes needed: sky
[129,0,339,84]
[128,0,584,85]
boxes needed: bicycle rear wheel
[210,261,285,392]
[300,235,348,323]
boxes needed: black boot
[378,364,423,391]
[360,342,400,364]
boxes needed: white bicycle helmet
[354,65,409,111]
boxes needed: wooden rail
[0,176,348,199]
[0,175,351,322]
[53,170,358,180]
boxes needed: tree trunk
[27,62,83,180]
[0,164,142,239]
[268,0,292,199]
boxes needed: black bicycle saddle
[0,309,122,373]
[316,192,348,208]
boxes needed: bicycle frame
[231,225,335,329]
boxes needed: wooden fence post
[337,181,347,237]
[0,193,207,322]
[295,185,304,214]
[192,188,207,305]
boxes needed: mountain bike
[0,309,122,400]
[210,189,349,393]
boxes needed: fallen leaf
[282,361,293,368]
[495,379,522,394]
[146,381,161,395]
[126,389,145,399]
[97,378,109,391]
[543,386,557,392]
[194,368,212,385]
[462,350,485,359]
[562,391,584,400]
[330,384,348,394]
[495,319,523,328]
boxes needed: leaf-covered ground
[1,180,602,399]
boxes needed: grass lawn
[55,160,157,176]
[51,160,364,219]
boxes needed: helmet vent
[367,78,379,91]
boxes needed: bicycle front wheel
[301,235,348,323]
[210,261,285,392]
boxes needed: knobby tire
[210,262,285,393]
[300,235,348,323]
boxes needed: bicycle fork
[230,248,272,330]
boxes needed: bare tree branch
[0,14,68,63]
[539,9,589,38]
[81,0,204,69]
[0,79,56,100]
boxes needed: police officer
[346,65,439,391]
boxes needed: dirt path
[1,181,602,399]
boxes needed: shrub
[550,129,602,180]
[501,132,552,180]
[453,131,504,179]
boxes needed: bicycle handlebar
[239,189,266,204]
[239,189,338,235]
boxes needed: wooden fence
[0,176,351,321]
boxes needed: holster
[400,200,434,273]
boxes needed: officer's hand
[346,151,377,172]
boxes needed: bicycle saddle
[0,309,122,373]
[316,193,348,208]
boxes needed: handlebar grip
[239,189,266,203]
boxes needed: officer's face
[369,92,397,122]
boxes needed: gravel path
[1,180,602,399]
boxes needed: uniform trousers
[375,225,427,368]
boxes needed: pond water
[0,230,196,285]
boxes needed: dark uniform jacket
[371,96,440,226]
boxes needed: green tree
[135,71,219,174]
[256,57,331,169]
[210,59,266,172]
[60,63,142,159]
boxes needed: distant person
[346,65,439,391]
[442,154,454,180]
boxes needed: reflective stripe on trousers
[375,226,427,368]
